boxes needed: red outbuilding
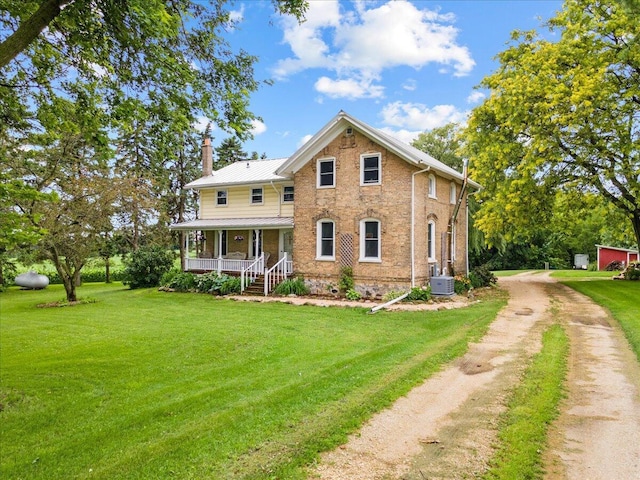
[596,244,639,271]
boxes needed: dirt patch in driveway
[308,272,640,480]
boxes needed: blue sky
[204,0,563,159]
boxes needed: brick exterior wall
[292,130,469,298]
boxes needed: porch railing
[185,257,257,273]
[240,253,264,294]
[264,252,293,295]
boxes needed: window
[360,219,381,262]
[428,174,437,198]
[316,220,335,260]
[317,158,335,188]
[216,190,227,206]
[427,220,436,261]
[450,182,457,204]
[361,153,381,185]
[283,185,294,203]
[251,187,263,204]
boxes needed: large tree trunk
[104,256,111,283]
[0,0,69,68]
[632,209,640,253]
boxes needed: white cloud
[193,116,214,133]
[273,0,475,99]
[467,91,486,104]
[402,79,417,91]
[298,134,313,148]
[250,119,267,135]
[381,101,468,131]
[315,76,384,100]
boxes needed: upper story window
[450,182,457,204]
[283,185,294,203]
[360,219,381,262]
[360,153,381,185]
[251,187,263,204]
[317,158,335,188]
[216,189,227,206]
[428,174,437,199]
[316,219,335,260]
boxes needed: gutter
[412,166,431,287]
[448,159,469,273]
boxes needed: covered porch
[170,217,294,293]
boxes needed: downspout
[448,159,469,274]
[412,166,431,287]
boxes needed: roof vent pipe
[202,137,213,176]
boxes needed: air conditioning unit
[430,276,454,296]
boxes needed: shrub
[405,285,431,302]
[166,272,198,292]
[469,264,497,288]
[338,266,355,293]
[454,274,471,294]
[382,290,406,302]
[604,260,624,271]
[219,276,242,295]
[123,246,175,289]
[160,268,182,286]
[623,262,640,281]
[345,288,361,301]
[273,277,309,296]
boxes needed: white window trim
[450,182,457,204]
[250,186,264,205]
[427,220,436,262]
[316,219,335,261]
[428,174,437,199]
[317,158,336,189]
[360,153,382,186]
[359,218,381,263]
[216,189,228,207]
[282,185,294,203]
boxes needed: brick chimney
[202,137,213,176]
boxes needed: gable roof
[184,157,290,190]
[275,110,480,189]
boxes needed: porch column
[217,230,223,274]
[185,231,190,271]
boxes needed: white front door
[279,229,293,261]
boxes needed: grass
[0,283,506,480]
[561,279,640,363]
[550,270,614,279]
[484,324,569,480]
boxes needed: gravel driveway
[309,272,640,479]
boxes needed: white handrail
[241,253,264,294]
[264,252,289,295]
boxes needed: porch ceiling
[169,217,294,230]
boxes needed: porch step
[242,275,265,296]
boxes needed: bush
[454,274,471,294]
[623,262,640,281]
[382,290,406,302]
[345,288,362,301]
[338,266,355,293]
[405,285,431,302]
[219,276,242,295]
[123,246,175,289]
[165,272,198,292]
[469,264,497,288]
[273,277,309,296]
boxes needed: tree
[464,0,640,249]
[9,95,118,302]
[412,123,464,172]
[216,137,247,167]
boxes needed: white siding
[200,186,293,219]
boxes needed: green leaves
[465,0,640,248]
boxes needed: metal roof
[169,217,294,230]
[185,158,291,189]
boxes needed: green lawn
[561,279,640,363]
[0,283,506,480]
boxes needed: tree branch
[0,0,72,69]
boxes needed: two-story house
[170,111,480,297]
